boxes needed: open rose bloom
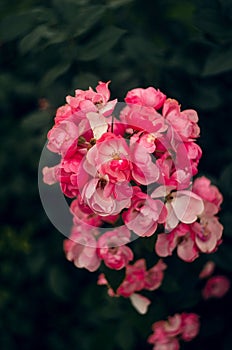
[42,81,228,349]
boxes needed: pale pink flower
[125,86,166,109]
[130,131,157,153]
[199,261,216,279]
[152,187,204,231]
[181,313,200,342]
[183,142,202,176]
[64,224,101,272]
[97,227,133,270]
[54,104,73,125]
[191,216,223,253]
[202,275,230,299]
[81,178,132,216]
[70,197,103,227]
[193,176,223,212]
[123,188,167,237]
[120,103,167,134]
[58,144,88,198]
[156,212,223,261]
[188,178,224,254]
[47,120,79,155]
[130,141,160,185]
[66,81,117,117]
[156,152,192,190]
[162,99,200,141]
[155,223,199,262]
[84,133,132,182]
[42,165,59,185]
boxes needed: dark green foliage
[0,0,232,349]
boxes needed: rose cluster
[43,81,229,348]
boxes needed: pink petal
[129,293,151,314]
[172,191,204,224]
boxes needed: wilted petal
[129,293,151,314]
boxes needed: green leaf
[19,25,54,54]
[106,0,133,8]
[21,111,50,131]
[194,8,232,43]
[0,8,55,42]
[71,6,106,37]
[203,46,232,76]
[40,62,71,87]
[78,26,126,61]
[52,0,105,34]
[0,12,36,41]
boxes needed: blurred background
[0,0,232,349]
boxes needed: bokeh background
[0,0,232,349]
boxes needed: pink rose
[97,227,133,270]
[123,188,167,237]
[84,133,132,183]
[191,216,223,254]
[66,81,117,117]
[152,187,204,231]
[162,99,200,141]
[54,104,73,125]
[70,197,103,227]
[120,104,166,134]
[130,141,160,185]
[47,120,79,156]
[193,176,223,212]
[81,178,132,216]
[155,223,199,262]
[64,224,101,272]
[125,86,166,109]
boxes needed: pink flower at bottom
[202,275,230,299]
[148,313,200,350]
